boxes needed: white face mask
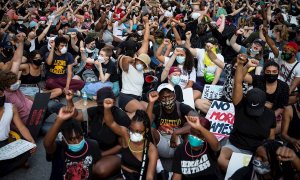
[60,46,67,54]
[10,80,21,91]
[191,12,201,20]
[137,30,143,36]
[40,21,46,25]
[97,55,105,63]
[129,131,144,142]
[17,21,23,24]
[86,47,95,53]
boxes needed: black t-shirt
[153,102,193,134]
[45,52,74,78]
[251,75,289,110]
[101,60,119,82]
[172,142,222,180]
[229,99,276,152]
[87,106,130,151]
[47,139,100,180]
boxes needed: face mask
[188,134,204,147]
[137,30,143,36]
[252,159,271,175]
[60,46,67,54]
[0,96,5,107]
[32,59,43,66]
[161,96,175,110]
[270,33,276,39]
[136,64,144,71]
[265,74,278,83]
[191,13,201,20]
[176,56,186,64]
[67,138,86,152]
[40,21,46,25]
[129,131,144,142]
[250,48,260,55]
[10,80,21,91]
[281,52,293,61]
[17,21,24,24]
[171,75,180,85]
[167,7,172,11]
[86,47,95,53]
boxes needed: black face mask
[32,59,43,66]
[265,74,278,83]
[0,96,5,107]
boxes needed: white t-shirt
[275,53,300,86]
[0,103,13,141]
[196,49,224,77]
[113,21,126,41]
[121,64,144,96]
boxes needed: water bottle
[82,91,88,106]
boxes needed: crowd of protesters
[1,0,300,179]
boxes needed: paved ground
[2,137,51,180]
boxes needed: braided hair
[131,110,154,143]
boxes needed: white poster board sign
[205,100,235,141]
[225,152,252,180]
[182,88,195,109]
[0,139,36,160]
[201,85,223,100]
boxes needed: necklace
[128,139,144,153]
[184,141,207,158]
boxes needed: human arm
[276,146,300,171]
[101,144,122,157]
[119,55,135,72]
[160,49,179,82]
[46,41,55,66]
[137,16,150,55]
[95,61,111,82]
[37,20,53,43]
[103,98,128,137]
[217,14,226,33]
[171,22,183,45]
[281,106,300,151]
[146,143,158,180]
[211,67,223,85]
[170,123,191,148]
[245,0,254,11]
[206,44,225,69]
[70,34,79,53]
[13,106,35,144]
[155,39,172,63]
[10,33,26,75]
[261,26,279,58]
[184,31,197,57]
[229,3,246,16]
[65,64,73,92]
[146,91,159,124]
[230,29,244,53]
[43,106,75,154]
[185,116,220,151]
[289,77,300,94]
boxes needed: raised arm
[103,98,128,138]
[261,27,279,58]
[160,49,179,82]
[137,16,150,55]
[184,31,197,57]
[10,33,26,75]
[38,20,53,43]
[146,91,159,124]
[230,29,244,53]
[206,44,225,69]
[171,22,183,45]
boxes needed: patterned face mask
[161,96,175,110]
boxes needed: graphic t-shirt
[153,102,193,135]
[101,60,119,82]
[46,52,74,78]
[172,142,221,180]
[275,56,300,86]
[47,139,100,180]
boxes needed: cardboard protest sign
[0,139,36,160]
[27,92,51,140]
[182,88,195,109]
[205,100,235,141]
[201,85,223,100]
[225,152,252,180]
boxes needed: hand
[143,16,149,23]
[170,133,178,148]
[30,145,37,154]
[276,146,297,161]
[236,28,245,35]
[220,14,225,19]
[50,41,55,49]
[163,38,171,46]
[65,90,74,101]
[237,54,248,65]
[171,22,176,27]
[185,31,192,39]
[63,87,69,95]
[292,140,300,152]
[103,98,114,109]
[148,91,159,103]
[16,33,26,43]
[57,106,76,121]
[247,58,260,68]
[185,116,203,130]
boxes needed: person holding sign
[218,54,276,172]
[230,140,300,180]
[172,116,222,180]
[0,89,36,176]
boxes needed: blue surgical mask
[250,48,259,55]
[67,138,86,152]
[188,134,204,148]
[171,76,180,85]
[252,159,271,175]
[176,56,186,64]
[136,64,144,71]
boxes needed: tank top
[121,147,143,172]
[20,65,41,84]
[0,103,13,141]
[121,64,144,96]
[288,105,300,139]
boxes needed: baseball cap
[96,87,115,105]
[157,83,175,93]
[253,39,266,48]
[207,37,218,45]
[136,53,151,67]
[169,66,181,75]
[284,41,299,53]
[245,88,266,116]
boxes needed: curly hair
[174,45,195,73]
